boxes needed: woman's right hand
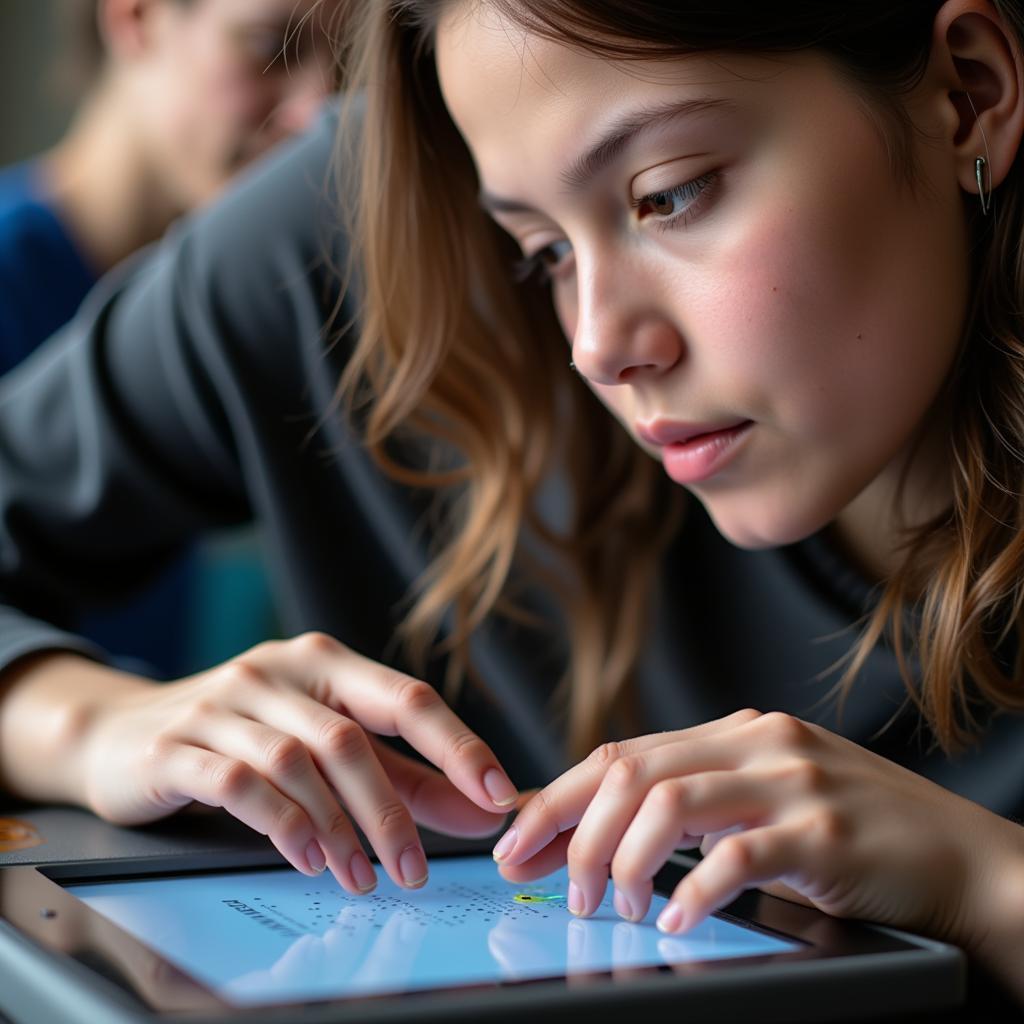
[79,632,517,895]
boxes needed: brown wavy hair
[335,0,1024,760]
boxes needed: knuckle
[373,799,412,836]
[444,728,483,767]
[566,832,601,872]
[294,631,344,657]
[270,800,310,842]
[141,734,176,766]
[588,741,624,772]
[318,718,369,764]
[809,807,847,847]
[217,660,269,694]
[243,638,278,659]
[758,711,808,747]
[523,786,556,830]
[648,776,687,813]
[788,758,828,794]
[262,734,310,777]
[324,809,356,842]
[210,758,256,801]
[733,707,763,724]
[186,697,222,723]
[393,677,441,717]
[610,850,643,888]
[604,755,642,794]
[716,833,753,874]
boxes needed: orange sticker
[0,817,44,852]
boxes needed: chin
[700,493,838,551]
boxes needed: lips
[636,418,754,485]
[635,418,751,447]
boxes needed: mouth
[635,418,754,485]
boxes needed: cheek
[701,171,965,450]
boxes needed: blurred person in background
[0,0,339,678]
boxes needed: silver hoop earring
[976,155,992,216]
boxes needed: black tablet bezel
[0,847,960,1022]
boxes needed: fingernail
[657,902,684,933]
[492,826,517,861]
[349,850,377,893]
[483,768,518,807]
[568,881,584,916]
[613,888,634,921]
[399,845,428,888]
[305,839,327,874]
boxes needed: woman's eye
[633,172,717,226]
[514,238,574,283]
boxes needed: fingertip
[482,768,518,808]
[656,901,685,934]
[491,825,518,862]
[399,845,429,888]
[349,849,378,894]
[304,839,327,875]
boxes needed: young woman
[0,0,1021,1010]
[335,0,1024,1002]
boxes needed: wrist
[0,651,155,810]
[73,666,159,813]
[960,811,1024,999]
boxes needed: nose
[569,254,685,385]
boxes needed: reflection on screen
[65,856,799,1007]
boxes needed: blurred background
[0,0,341,679]
[0,5,75,163]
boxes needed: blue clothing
[0,161,195,678]
[0,165,97,374]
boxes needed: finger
[496,828,574,884]
[565,742,745,919]
[371,739,508,837]
[254,637,520,814]
[496,713,756,870]
[757,879,818,909]
[611,771,769,923]
[222,685,428,891]
[351,656,520,814]
[656,823,801,934]
[181,711,377,895]
[158,742,324,879]
[512,787,541,813]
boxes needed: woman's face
[436,6,970,549]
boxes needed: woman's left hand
[491,709,1022,950]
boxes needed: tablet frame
[0,845,965,1024]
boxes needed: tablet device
[0,841,964,1024]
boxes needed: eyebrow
[479,96,736,215]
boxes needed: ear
[97,0,166,61]
[927,0,1024,207]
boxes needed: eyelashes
[512,170,720,285]
[513,239,573,285]
[632,171,718,230]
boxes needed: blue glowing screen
[66,855,799,1007]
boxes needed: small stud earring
[976,155,991,215]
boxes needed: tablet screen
[64,855,800,1007]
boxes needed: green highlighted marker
[513,892,567,904]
